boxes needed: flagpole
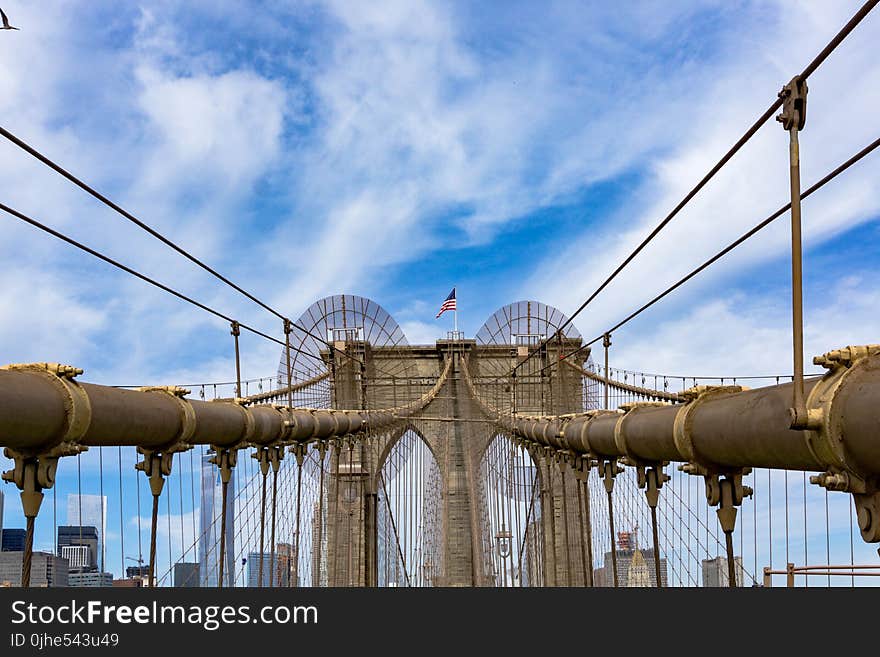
[454,287,458,336]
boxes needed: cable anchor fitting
[290,442,308,467]
[637,463,670,509]
[703,469,753,535]
[135,448,174,497]
[599,458,623,494]
[208,446,238,484]
[776,76,808,131]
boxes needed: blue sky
[1,1,879,583]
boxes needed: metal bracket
[599,458,623,493]
[1,451,57,518]
[852,490,880,543]
[673,385,743,468]
[1,362,91,459]
[703,470,753,534]
[571,454,592,482]
[253,446,271,476]
[137,386,197,454]
[776,75,808,131]
[253,444,285,475]
[208,446,238,485]
[289,441,308,467]
[804,345,880,489]
[135,447,175,497]
[636,463,670,509]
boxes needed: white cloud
[0,267,107,366]
[398,319,442,345]
[135,65,286,193]
[0,1,292,387]
[524,0,880,374]
[263,0,734,316]
[603,271,880,379]
[0,0,877,390]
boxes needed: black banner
[0,587,872,652]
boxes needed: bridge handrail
[565,360,685,403]
[214,371,331,405]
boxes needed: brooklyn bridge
[1,2,879,590]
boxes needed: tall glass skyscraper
[66,494,106,570]
[198,454,235,587]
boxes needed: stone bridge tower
[281,296,592,586]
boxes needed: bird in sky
[0,8,19,30]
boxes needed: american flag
[435,287,456,318]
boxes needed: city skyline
[66,493,106,571]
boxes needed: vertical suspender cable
[218,474,229,588]
[178,454,184,567]
[560,463,572,586]
[608,487,618,587]
[99,446,105,573]
[148,487,159,587]
[258,453,267,588]
[803,472,808,588]
[166,475,172,582]
[294,447,303,587]
[118,447,124,580]
[824,489,830,587]
[785,471,791,572]
[270,457,279,586]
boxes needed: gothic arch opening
[376,428,442,587]
[478,432,544,587]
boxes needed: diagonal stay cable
[532,134,880,378]
[0,201,323,363]
[508,0,879,378]
[0,125,290,324]
[0,126,386,377]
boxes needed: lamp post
[495,524,512,587]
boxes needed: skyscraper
[57,526,99,571]
[173,562,200,587]
[66,494,106,570]
[246,552,274,587]
[274,543,294,588]
[198,454,235,587]
[702,555,745,587]
[1,528,25,552]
